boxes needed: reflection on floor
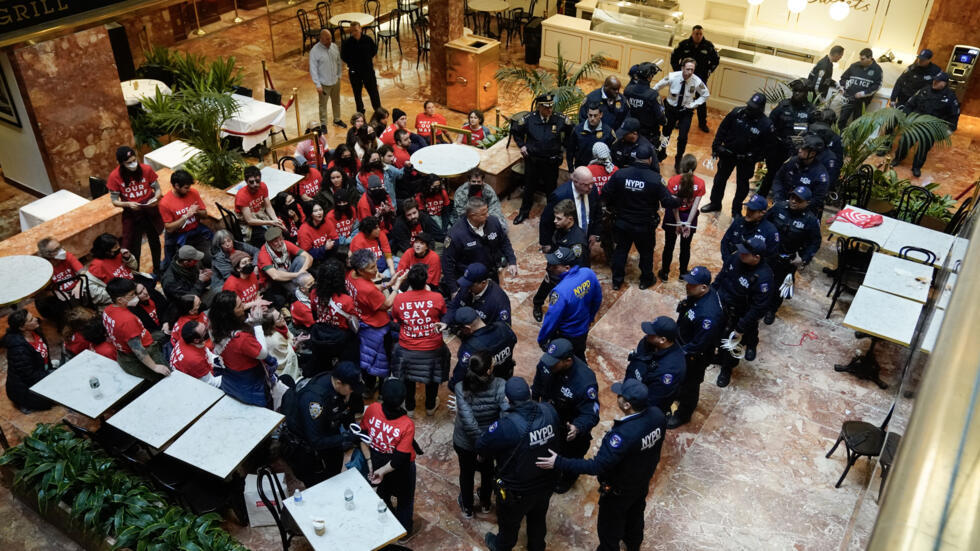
[0,5,971,550]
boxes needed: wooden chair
[826,406,900,489]
[296,9,321,53]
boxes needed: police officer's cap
[505,377,532,403]
[746,93,766,110]
[744,194,769,211]
[641,316,678,340]
[545,246,578,266]
[918,49,934,59]
[800,134,825,152]
[620,117,641,133]
[681,266,712,285]
[457,262,490,288]
[788,78,809,92]
[634,143,655,160]
[936,71,950,83]
[535,93,555,107]
[540,338,574,367]
[611,379,648,408]
[790,186,813,201]
[736,236,767,256]
[453,306,479,325]
[332,361,363,391]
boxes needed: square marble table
[107,371,224,449]
[827,205,899,247]
[919,308,945,354]
[222,94,287,152]
[29,350,143,418]
[143,140,202,171]
[225,166,303,198]
[936,272,956,310]
[283,469,405,551]
[164,395,284,479]
[842,286,924,347]
[19,189,91,232]
[861,252,933,303]
[881,220,955,267]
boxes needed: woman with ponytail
[659,154,705,281]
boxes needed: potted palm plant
[494,44,606,122]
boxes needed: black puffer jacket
[453,378,507,451]
[391,343,450,384]
[3,332,53,410]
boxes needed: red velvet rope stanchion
[221,124,275,136]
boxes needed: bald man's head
[603,76,621,96]
[319,29,332,45]
[571,166,595,196]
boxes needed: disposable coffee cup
[312,518,326,536]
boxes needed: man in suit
[539,166,601,261]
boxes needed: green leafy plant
[495,44,605,121]
[137,47,243,93]
[756,80,841,111]
[841,108,952,180]
[477,122,510,149]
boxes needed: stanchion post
[292,87,300,136]
[192,0,206,35]
[233,0,244,23]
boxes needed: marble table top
[283,469,405,550]
[881,221,955,268]
[143,140,202,171]
[164,395,284,479]
[410,144,482,176]
[842,286,923,347]
[0,255,54,306]
[120,79,172,106]
[222,94,288,151]
[861,252,933,303]
[827,205,898,247]
[936,272,956,310]
[30,350,143,418]
[329,12,376,27]
[225,166,303,198]
[919,308,944,354]
[469,0,510,12]
[107,371,224,449]
[18,189,91,232]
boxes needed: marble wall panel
[919,0,980,117]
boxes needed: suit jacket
[539,180,601,247]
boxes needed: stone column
[9,26,135,196]
[428,0,465,104]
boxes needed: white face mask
[54,249,67,260]
[125,161,139,171]
[126,296,140,307]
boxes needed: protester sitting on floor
[170,321,219,386]
[256,227,314,308]
[161,245,213,305]
[396,232,441,291]
[308,259,360,375]
[102,278,170,382]
[158,169,212,269]
[262,309,302,382]
[210,290,276,408]
[235,165,286,245]
[3,309,55,413]
[222,250,264,306]
[86,232,139,292]
[416,100,449,144]
[295,121,330,168]
[297,203,335,262]
[211,229,259,290]
[170,293,209,350]
[357,175,396,233]
[291,272,317,331]
[294,162,324,217]
[271,191,306,244]
[456,110,492,147]
[130,282,170,347]
[326,143,360,181]
[415,177,452,243]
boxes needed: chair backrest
[215,203,244,242]
[339,20,355,40]
[256,467,292,550]
[945,197,974,235]
[413,14,429,46]
[278,156,298,172]
[233,85,253,98]
[89,176,108,199]
[364,0,380,17]
[899,245,938,266]
[315,1,331,28]
[840,164,873,209]
[296,8,312,32]
[894,184,933,224]
[380,8,401,33]
[265,88,283,106]
[839,236,880,273]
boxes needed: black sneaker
[485,532,499,551]
[657,269,669,282]
[479,498,492,514]
[334,119,348,128]
[613,282,623,291]
[744,347,756,361]
[638,280,654,290]
[698,123,711,133]
[763,311,776,325]
[666,414,689,429]
[700,203,721,213]
[912,167,922,178]
[717,367,732,387]
[533,306,543,322]
[458,494,473,519]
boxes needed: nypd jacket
[281,372,360,451]
[676,288,726,356]
[443,280,511,326]
[903,86,960,130]
[532,355,600,436]
[579,87,630,130]
[891,61,942,105]
[602,162,680,229]
[712,107,774,159]
[450,321,518,387]
[511,111,572,160]
[841,60,883,99]
[566,119,616,169]
[720,216,780,260]
[538,266,603,343]
[769,99,817,145]
[624,339,686,411]
[623,77,667,134]
[765,202,821,263]
[476,400,562,494]
[610,135,657,169]
[771,157,830,214]
[713,252,775,332]
[442,216,517,294]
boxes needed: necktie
[579,194,588,230]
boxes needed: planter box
[919,214,948,231]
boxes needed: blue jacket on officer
[566,117,616,169]
[623,63,666,138]
[766,195,821,264]
[771,135,830,215]
[442,215,517,295]
[623,317,687,411]
[602,154,679,230]
[714,241,775,333]
[610,118,657,169]
[538,261,603,344]
[450,318,518,387]
[579,86,630,130]
[675,269,726,356]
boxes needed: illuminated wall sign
[0,0,129,33]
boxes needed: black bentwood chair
[826,405,901,494]
[257,466,304,550]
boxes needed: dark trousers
[404,380,439,411]
[121,210,163,275]
[557,434,591,489]
[663,106,693,166]
[710,155,757,216]
[349,69,381,114]
[495,487,553,551]
[696,102,708,127]
[163,226,213,272]
[675,352,711,421]
[454,445,493,510]
[661,226,694,274]
[532,276,556,309]
[758,148,790,198]
[520,156,561,216]
[769,257,796,315]
[611,225,656,286]
[719,314,759,369]
[596,488,649,551]
[839,96,872,128]
[894,138,934,170]
[287,446,344,487]
[377,463,416,534]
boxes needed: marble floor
[0,6,972,551]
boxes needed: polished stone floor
[0,5,973,550]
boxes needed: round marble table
[120,79,172,106]
[468,0,510,12]
[410,144,482,177]
[329,12,376,27]
[0,255,54,306]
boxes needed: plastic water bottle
[377,500,388,522]
[293,489,303,506]
[344,487,354,510]
[89,376,102,399]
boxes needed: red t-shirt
[357,193,394,229]
[325,210,358,240]
[171,339,213,378]
[588,164,618,195]
[297,168,323,199]
[107,164,158,203]
[379,123,400,146]
[461,123,486,146]
[93,341,118,361]
[326,159,359,180]
[666,174,706,213]
[357,169,384,192]
[220,331,263,372]
[393,145,411,169]
[350,232,390,258]
[102,305,153,354]
[397,250,441,287]
[222,273,261,304]
[415,112,447,141]
[415,190,450,217]
[392,290,445,350]
[159,188,207,233]
[311,289,357,330]
[345,273,389,328]
[257,241,303,283]
[298,221,332,250]
[291,298,315,328]
[139,299,160,325]
[88,256,133,282]
[171,312,211,348]
[361,402,416,460]
[27,332,48,362]
[65,332,90,356]
[296,137,329,167]
[234,181,269,215]
[51,252,83,292]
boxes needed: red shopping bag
[831,208,884,228]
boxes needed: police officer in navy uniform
[512,94,573,225]
[623,62,667,159]
[771,134,830,218]
[579,76,630,131]
[442,197,518,295]
[478,377,562,551]
[670,25,720,132]
[602,143,680,290]
[280,362,363,485]
[702,93,774,217]
[537,248,603,359]
[444,263,512,326]
[890,49,942,107]
[535,379,666,551]
[838,48,883,127]
[713,236,774,387]
[449,306,518,384]
[610,117,656,169]
[720,194,780,260]
[623,316,686,415]
[531,338,600,494]
[764,187,821,325]
[567,101,617,170]
[758,79,816,198]
[807,122,842,193]
[807,45,844,97]
[533,199,589,322]
[670,267,725,429]
[893,72,960,177]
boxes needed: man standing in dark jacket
[720,194,780,260]
[610,117,656,169]
[567,101,616,169]
[340,22,381,115]
[536,379,666,551]
[450,306,518,384]
[442,197,518,295]
[839,48,883,127]
[444,263,512,326]
[763,187,821,324]
[771,135,830,217]
[893,72,960,177]
[807,45,844,97]
[511,94,573,225]
[890,49,943,107]
[670,25,719,132]
[579,76,629,131]
[623,62,666,159]
[758,79,816,198]
[602,144,680,290]
[623,317,686,414]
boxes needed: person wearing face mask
[324,189,360,255]
[396,232,441,289]
[271,192,306,243]
[36,236,84,299]
[763,187,821,325]
[326,143,360,181]
[757,79,817,198]
[702,93,774,217]
[415,177,452,243]
[210,290,276,408]
[771,135,830,218]
[308,259,360,374]
[161,245,214,305]
[653,58,710,174]
[537,248,602,361]
[158,169,212,271]
[451,169,505,228]
[85,233,146,306]
[257,227,314,308]
[357,174,396,232]
[290,272,317,331]
[318,167,359,212]
[107,145,164,275]
[838,48,883,127]
[103,278,171,382]
[297,203,336,261]
[3,309,55,412]
[390,198,438,257]
[567,101,617,170]
[210,229,259,290]
[222,250,263,306]
[356,150,385,194]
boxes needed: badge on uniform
[587,386,598,400]
[552,125,557,132]
[572,244,583,258]
[500,310,510,321]
[308,401,323,419]
[760,282,770,293]
[596,131,603,138]
[444,236,452,248]
[615,101,621,109]
[609,434,623,448]
[702,319,713,330]
[548,292,559,306]
[488,421,498,433]
[662,373,673,385]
